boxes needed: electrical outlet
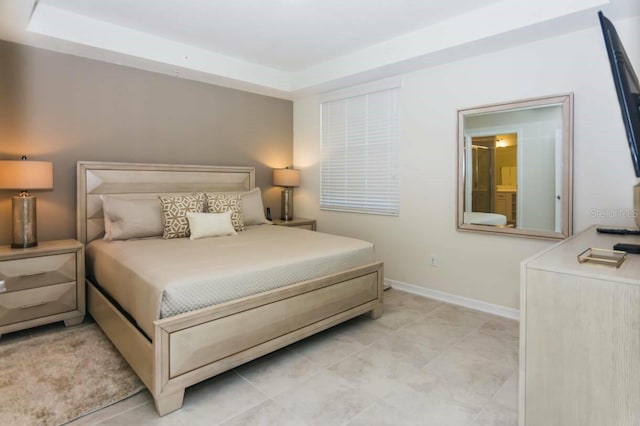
[430,255,438,267]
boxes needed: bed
[463,211,507,226]
[77,161,384,416]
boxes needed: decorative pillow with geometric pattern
[158,193,205,239]
[205,192,244,232]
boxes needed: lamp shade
[0,161,53,190]
[273,168,300,187]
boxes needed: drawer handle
[19,272,47,278]
[19,301,48,309]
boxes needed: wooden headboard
[77,161,255,244]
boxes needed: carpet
[0,323,144,425]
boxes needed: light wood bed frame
[76,161,384,416]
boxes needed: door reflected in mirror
[457,94,573,239]
[468,133,518,225]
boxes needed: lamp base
[280,187,294,221]
[11,195,38,249]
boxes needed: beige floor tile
[331,314,393,345]
[101,371,267,425]
[491,371,518,410]
[400,348,513,410]
[452,331,518,371]
[97,401,183,425]
[428,304,494,329]
[472,400,518,426]
[375,305,428,330]
[221,399,310,426]
[288,327,366,368]
[235,347,323,398]
[384,289,443,313]
[329,345,425,399]
[382,379,481,426]
[272,370,375,426]
[396,316,476,352]
[477,317,520,339]
[369,333,441,368]
[346,399,422,426]
[398,367,488,411]
[177,371,267,418]
[416,397,482,426]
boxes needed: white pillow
[186,211,237,240]
[242,188,270,225]
[102,196,163,241]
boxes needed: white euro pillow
[186,211,237,240]
[102,196,163,241]
[242,187,270,225]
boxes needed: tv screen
[599,11,640,177]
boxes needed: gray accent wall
[0,40,293,245]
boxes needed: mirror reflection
[457,94,573,239]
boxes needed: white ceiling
[36,0,504,72]
[0,0,638,99]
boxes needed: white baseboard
[385,278,520,321]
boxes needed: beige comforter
[86,225,375,338]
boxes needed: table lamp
[0,157,53,248]
[273,167,300,221]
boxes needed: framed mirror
[457,94,573,239]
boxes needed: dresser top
[525,225,640,285]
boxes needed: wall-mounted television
[598,11,640,178]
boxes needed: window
[320,86,400,215]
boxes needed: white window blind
[321,87,400,215]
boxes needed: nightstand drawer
[0,253,76,293]
[0,281,77,326]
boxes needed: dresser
[519,226,640,425]
[0,239,85,338]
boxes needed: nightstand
[0,239,85,339]
[271,217,317,231]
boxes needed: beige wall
[294,16,640,310]
[0,40,293,245]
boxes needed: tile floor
[68,289,519,425]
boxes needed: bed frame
[76,161,384,416]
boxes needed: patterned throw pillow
[205,193,244,231]
[159,193,205,239]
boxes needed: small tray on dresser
[577,247,627,268]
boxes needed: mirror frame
[456,93,573,240]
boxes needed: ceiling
[0,0,638,99]
[33,0,505,72]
